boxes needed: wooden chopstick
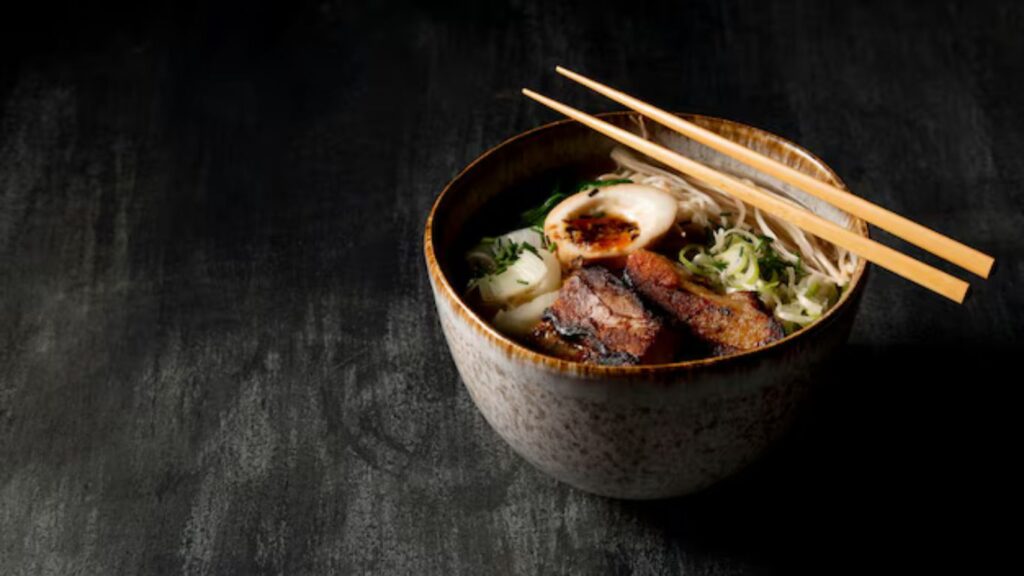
[555,66,995,279]
[521,88,970,303]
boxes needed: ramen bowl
[424,112,868,499]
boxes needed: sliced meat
[529,318,590,363]
[624,250,784,354]
[532,266,678,365]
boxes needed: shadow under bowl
[424,112,869,499]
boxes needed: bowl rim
[424,111,869,376]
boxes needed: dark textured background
[1,1,1020,574]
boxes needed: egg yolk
[564,214,639,251]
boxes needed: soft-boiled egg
[544,183,677,266]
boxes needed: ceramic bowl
[424,112,868,499]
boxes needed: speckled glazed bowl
[424,112,868,499]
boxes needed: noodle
[600,147,857,328]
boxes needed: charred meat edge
[530,266,677,365]
[624,250,784,354]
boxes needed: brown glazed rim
[424,112,870,376]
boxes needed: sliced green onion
[678,227,842,330]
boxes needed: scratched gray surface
[0,1,1020,574]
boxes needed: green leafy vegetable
[755,235,802,281]
[576,178,632,194]
[521,189,568,227]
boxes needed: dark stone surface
[1,1,1019,573]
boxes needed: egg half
[543,183,678,266]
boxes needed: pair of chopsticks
[522,67,995,303]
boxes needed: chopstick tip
[521,88,549,105]
[979,256,995,279]
[556,65,579,79]
[956,282,970,304]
